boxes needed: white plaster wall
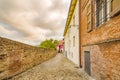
[64,0,79,66]
[64,31,69,57]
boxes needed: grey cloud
[0,0,71,45]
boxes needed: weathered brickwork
[80,0,120,80]
[0,37,57,79]
[82,15,120,46]
[83,41,120,80]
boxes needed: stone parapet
[0,37,57,79]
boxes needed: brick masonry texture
[0,37,57,79]
[82,15,120,46]
[80,0,120,79]
[83,41,120,80]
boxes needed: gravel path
[11,54,92,80]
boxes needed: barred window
[95,0,108,27]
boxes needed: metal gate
[84,51,91,75]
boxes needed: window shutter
[87,1,93,32]
[110,0,120,17]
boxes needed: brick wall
[80,0,120,79]
[0,37,57,79]
[83,41,120,80]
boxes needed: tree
[54,40,59,46]
[39,39,59,49]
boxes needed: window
[95,0,108,27]
[73,15,75,26]
[71,52,73,58]
[110,0,120,17]
[87,1,93,32]
[69,40,71,47]
[73,36,75,47]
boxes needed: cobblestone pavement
[11,54,93,80]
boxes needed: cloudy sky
[0,0,71,45]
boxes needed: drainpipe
[79,0,82,68]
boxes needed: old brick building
[79,0,120,80]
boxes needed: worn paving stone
[11,54,93,80]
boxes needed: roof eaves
[63,0,77,36]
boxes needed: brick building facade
[79,0,120,80]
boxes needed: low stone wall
[0,37,57,79]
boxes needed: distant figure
[57,39,64,53]
[59,45,63,53]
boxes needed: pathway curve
[11,54,92,80]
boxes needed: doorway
[84,51,91,75]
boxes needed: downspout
[79,0,82,68]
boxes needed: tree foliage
[39,39,59,49]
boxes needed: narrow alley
[11,54,92,80]
[0,0,120,80]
